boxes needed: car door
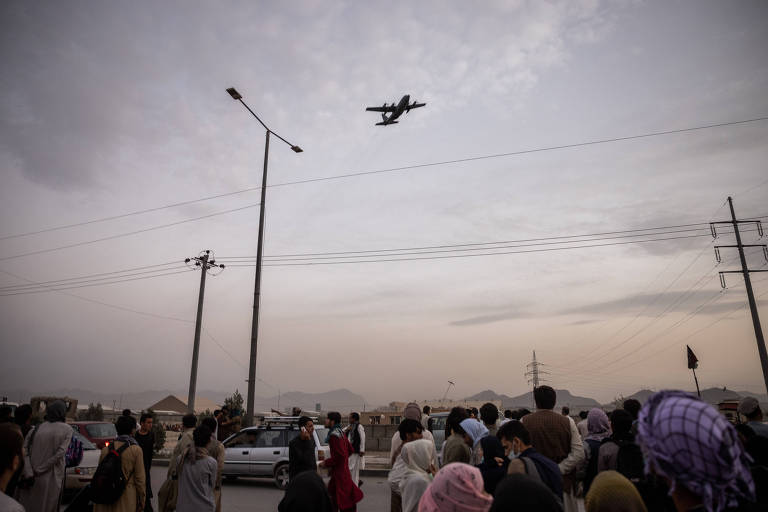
[223,431,258,475]
[249,428,284,476]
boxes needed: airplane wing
[366,104,397,113]
[406,102,426,111]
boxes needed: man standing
[168,413,197,478]
[522,386,584,512]
[288,416,317,481]
[738,396,768,437]
[479,402,499,437]
[389,403,437,467]
[346,412,365,488]
[135,413,156,512]
[421,406,431,431]
[499,419,563,503]
[201,417,226,512]
[320,412,363,512]
[17,400,75,512]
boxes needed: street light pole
[226,87,302,427]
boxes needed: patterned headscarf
[418,463,492,512]
[586,408,611,442]
[636,390,755,512]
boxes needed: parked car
[429,412,449,453]
[70,421,117,449]
[65,432,100,492]
[222,417,329,490]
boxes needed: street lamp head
[291,145,303,153]
[226,87,242,100]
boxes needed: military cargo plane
[365,95,426,125]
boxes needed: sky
[1,0,767,407]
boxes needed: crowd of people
[1,388,767,512]
[279,387,768,512]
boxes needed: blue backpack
[65,434,84,468]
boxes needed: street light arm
[236,98,303,152]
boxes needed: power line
[3,115,766,241]
[0,268,193,296]
[0,202,260,262]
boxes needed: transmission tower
[525,351,550,409]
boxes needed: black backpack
[90,443,130,504]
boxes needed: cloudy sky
[1,0,767,407]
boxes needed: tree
[224,390,244,415]
[76,403,104,421]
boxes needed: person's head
[636,390,755,511]
[193,425,212,448]
[479,403,498,427]
[14,404,32,426]
[213,409,221,419]
[459,418,489,448]
[139,413,153,432]
[447,406,470,437]
[497,419,531,457]
[201,417,217,434]
[122,409,132,417]
[182,413,197,429]
[490,474,561,512]
[45,400,67,422]
[423,405,431,416]
[116,415,136,436]
[622,399,641,421]
[738,396,763,422]
[587,408,611,437]
[419,463,493,512]
[561,406,570,416]
[398,418,423,443]
[326,411,341,428]
[403,403,421,422]
[0,424,24,491]
[470,407,479,419]
[585,470,648,512]
[609,409,633,441]
[533,386,556,410]
[349,412,360,424]
[221,406,230,415]
[298,416,314,440]
[510,408,531,421]
[579,410,588,420]
[503,410,513,419]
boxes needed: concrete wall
[363,424,399,453]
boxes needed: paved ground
[148,466,391,512]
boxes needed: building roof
[146,395,221,415]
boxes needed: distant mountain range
[465,389,601,409]
[1,387,367,414]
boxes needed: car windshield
[73,431,97,450]
[314,427,329,446]
[85,423,117,438]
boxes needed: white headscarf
[400,439,434,512]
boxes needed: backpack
[90,443,130,504]
[66,434,84,468]
[615,439,645,482]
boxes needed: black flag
[687,345,699,370]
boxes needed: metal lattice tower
[525,351,550,409]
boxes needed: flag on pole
[687,345,699,369]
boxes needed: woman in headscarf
[489,474,562,512]
[17,400,77,512]
[459,418,489,465]
[278,470,332,512]
[582,408,611,494]
[397,439,435,512]
[475,436,507,495]
[419,463,492,512]
[636,390,756,512]
[585,470,647,512]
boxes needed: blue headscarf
[459,418,489,448]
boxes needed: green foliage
[224,390,244,415]
[76,403,104,421]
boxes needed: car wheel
[274,463,289,490]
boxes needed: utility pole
[525,351,549,410]
[711,197,768,395]
[184,250,225,414]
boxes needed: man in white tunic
[17,401,73,512]
[346,412,365,486]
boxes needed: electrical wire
[2,115,766,241]
[0,263,184,292]
[0,268,194,296]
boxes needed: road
[148,466,391,512]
